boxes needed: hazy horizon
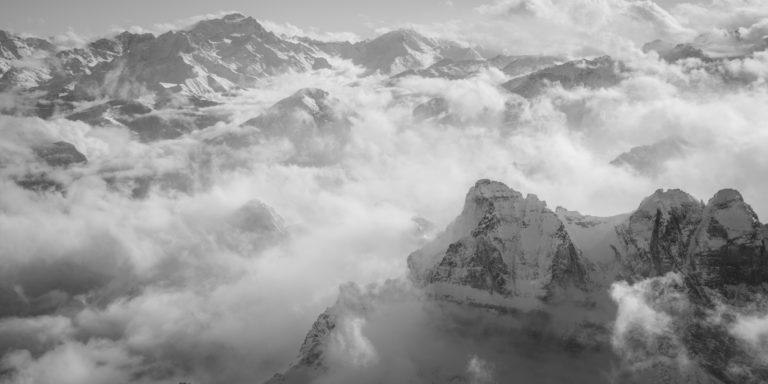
[2,0,696,43]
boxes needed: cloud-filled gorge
[1,1,768,383]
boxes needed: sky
[1,0,695,40]
[1,0,479,39]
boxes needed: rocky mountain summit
[0,16,488,104]
[503,56,625,98]
[211,87,350,165]
[408,180,591,307]
[269,180,768,383]
[312,29,484,76]
[610,136,689,176]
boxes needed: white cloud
[2,4,768,383]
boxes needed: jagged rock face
[688,189,768,288]
[503,56,625,98]
[0,31,55,61]
[186,14,322,77]
[0,65,52,91]
[350,29,439,75]
[268,181,768,384]
[428,237,511,295]
[225,88,350,165]
[609,273,760,384]
[3,14,325,99]
[610,136,689,176]
[0,31,56,89]
[265,282,384,384]
[54,39,126,78]
[409,179,591,303]
[614,189,705,281]
[578,188,768,292]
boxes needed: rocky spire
[408,179,592,306]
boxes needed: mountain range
[268,180,768,383]
[2,11,768,384]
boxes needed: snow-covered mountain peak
[229,199,286,234]
[406,179,591,308]
[228,88,349,165]
[0,30,55,60]
[272,180,768,384]
[189,13,269,40]
[695,188,761,249]
[374,29,435,48]
[708,188,746,208]
[636,188,700,215]
[466,179,523,201]
[258,88,335,123]
[705,188,761,237]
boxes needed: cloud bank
[1,1,768,383]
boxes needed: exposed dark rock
[503,56,625,98]
[610,137,689,176]
[33,141,87,167]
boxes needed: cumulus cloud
[466,355,496,384]
[2,2,768,383]
[730,313,768,362]
[49,28,89,50]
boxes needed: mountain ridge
[269,179,768,384]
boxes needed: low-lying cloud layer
[1,1,768,383]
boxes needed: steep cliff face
[581,188,768,292]
[265,282,391,384]
[73,14,323,98]
[688,189,768,288]
[268,181,768,384]
[614,188,705,281]
[0,31,56,91]
[408,179,592,307]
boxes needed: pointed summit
[408,179,591,308]
[636,188,700,214]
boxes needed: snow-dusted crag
[74,13,325,98]
[334,29,484,76]
[0,30,56,91]
[270,180,768,384]
[212,87,350,165]
[0,14,330,101]
[586,188,768,293]
[408,179,592,308]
